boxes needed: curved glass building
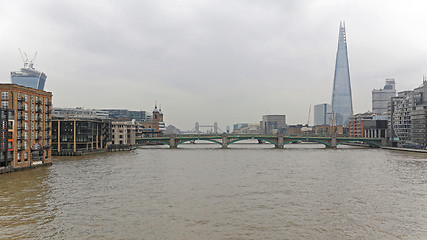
[11,62,46,91]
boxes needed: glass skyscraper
[11,61,46,91]
[331,22,353,126]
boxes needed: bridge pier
[222,133,228,149]
[169,135,177,149]
[276,134,284,149]
[327,135,337,148]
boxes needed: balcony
[35,109,42,113]
[18,98,24,102]
[35,100,42,105]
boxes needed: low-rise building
[233,123,260,134]
[52,107,111,155]
[136,105,165,137]
[313,125,344,136]
[110,121,136,149]
[349,112,387,138]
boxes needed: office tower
[11,51,47,90]
[372,79,396,114]
[331,22,353,125]
[314,103,332,126]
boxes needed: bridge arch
[227,137,278,147]
[336,140,381,148]
[142,139,170,146]
[175,139,222,146]
[284,139,332,147]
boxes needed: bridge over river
[136,134,384,149]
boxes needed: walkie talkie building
[331,22,353,126]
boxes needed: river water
[1,143,426,239]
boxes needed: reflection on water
[0,143,426,239]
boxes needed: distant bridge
[136,134,384,149]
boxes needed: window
[17,153,21,160]
[25,122,28,130]
[24,132,28,140]
[8,142,12,150]
[1,92,8,100]
[24,141,27,149]
[25,113,28,121]
[1,101,8,108]
[24,152,27,159]
[25,103,28,111]
[24,94,28,102]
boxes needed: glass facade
[11,68,47,91]
[314,103,332,126]
[331,23,353,126]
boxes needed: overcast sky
[1,0,427,130]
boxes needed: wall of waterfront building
[51,118,111,155]
[0,109,14,167]
[312,125,344,136]
[111,121,136,147]
[348,112,387,138]
[388,81,427,148]
[0,84,52,172]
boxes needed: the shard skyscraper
[331,22,353,126]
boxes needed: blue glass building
[331,22,353,126]
[11,63,46,91]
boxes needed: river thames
[1,143,426,239]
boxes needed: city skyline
[1,0,427,130]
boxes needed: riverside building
[388,79,427,148]
[0,84,52,173]
[136,105,165,138]
[110,121,136,150]
[348,112,387,138]
[51,108,111,155]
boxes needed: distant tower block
[331,22,353,125]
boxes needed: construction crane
[307,105,311,126]
[18,48,37,69]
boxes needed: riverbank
[382,146,427,153]
[0,162,52,174]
